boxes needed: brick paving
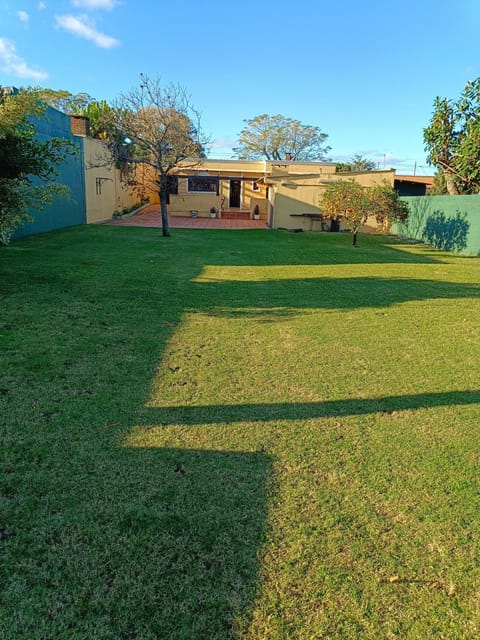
[107,205,268,230]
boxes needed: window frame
[187,176,220,195]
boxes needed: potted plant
[253,205,260,220]
[210,206,217,219]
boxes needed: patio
[108,205,268,230]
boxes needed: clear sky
[1,0,479,175]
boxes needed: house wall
[168,159,272,217]
[13,107,86,239]
[271,170,395,231]
[393,194,480,255]
[83,138,139,223]
[169,175,269,217]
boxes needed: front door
[229,179,241,208]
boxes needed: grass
[1,225,480,639]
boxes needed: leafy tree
[320,180,370,246]
[104,74,208,237]
[35,89,115,140]
[233,114,330,161]
[429,170,448,195]
[75,100,117,139]
[37,88,95,114]
[0,87,72,244]
[369,183,409,231]
[336,154,376,172]
[424,79,480,194]
[320,180,408,246]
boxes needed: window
[187,176,219,195]
[252,180,260,191]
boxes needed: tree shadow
[423,210,470,252]
[208,229,443,265]
[1,225,479,637]
[88,446,272,638]
[139,389,480,427]
[188,276,480,317]
[396,197,431,240]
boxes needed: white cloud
[0,37,48,80]
[211,137,236,150]
[71,0,117,9]
[17,10,29,22]
[38,2,47,9]
[55,14,120,48]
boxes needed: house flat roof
[394,175,435,185]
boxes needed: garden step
[221,210,251,220]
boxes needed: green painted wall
[393,195,480,256]
[13,107,86,240]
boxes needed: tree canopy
[35,89,115,140]
[233,114,330,161]
[0,87,72,244]
[321,180,370,246]
[335,154,376,173]
[104,74,208,236]
[424,78,480,194]
[37,88,95,115]
[320,180,408,246]
[368,183,409,231]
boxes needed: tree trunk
[159,175,170,237]
[445,172,459,195]
[352,229,358,247]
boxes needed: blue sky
[1,0,479,175]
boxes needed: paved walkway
[107,205,268,230]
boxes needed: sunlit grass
[1,225,480,639]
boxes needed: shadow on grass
[86,447,272,639]
[141,390,480,427]
[205,231,444,266]
[1,436,272,638]
[1,226,479,638]
[189,277,480,316]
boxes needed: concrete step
[221,210,251,220]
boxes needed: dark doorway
[229,179,241,208]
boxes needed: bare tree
[108,74,208,236]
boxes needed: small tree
[106,74,208,237]
[320,180,370,246]
[369,183,409,232]
[320,181,408,246]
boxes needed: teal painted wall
[393,195,480,256]
[13,107,86,239]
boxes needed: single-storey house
[9,98,400,238]
[166,159,396,232]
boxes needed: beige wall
[169,173,269,218]
[83,138,140,223]
[165,159,394,227]
[271,170,395,231]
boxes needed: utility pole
[413,161,417,176]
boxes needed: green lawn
[1,225,480,639]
